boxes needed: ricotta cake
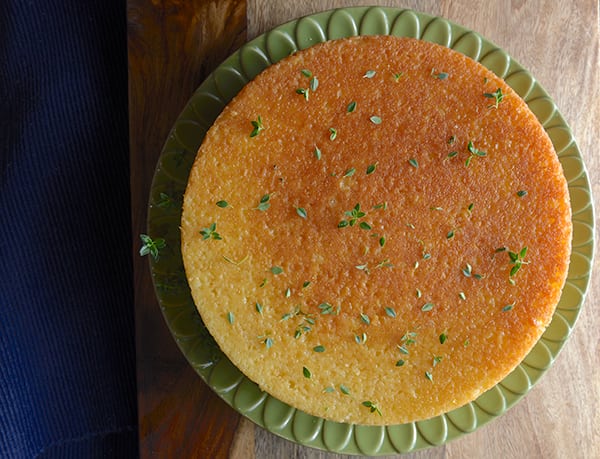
[181,36,572,425]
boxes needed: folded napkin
[1,0,137,456]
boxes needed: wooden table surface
[128,1,600,458]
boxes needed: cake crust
[181,36,571,424]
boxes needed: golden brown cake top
[181,36,571,425]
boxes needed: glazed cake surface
[181,36,571,424]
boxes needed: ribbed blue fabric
[1,1,138,457]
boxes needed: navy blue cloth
[1,1,138,457]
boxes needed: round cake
[181,36,571,425]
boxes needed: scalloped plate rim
[146,6,595,455]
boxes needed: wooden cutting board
[128,1,600,457]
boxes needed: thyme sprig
[462,263,484,279]
[508,247,529,277]
[254,193,272,211]
[250,116,264,137]
[362,400,382,416]
[484,88,504,109]
[465,141,487,167]
[281,306,316,339]
[338,203,368,228]
[296,70,318,100]
[398,331,417,354]
[319,302,340,315]
[199,223,222,240]
[139,234,166,261]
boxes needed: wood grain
[128,1,246,457]
[129,1,600,457]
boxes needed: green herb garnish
[421,302,434,312]
[462,263,473,277]
[255,193,272,211]
[319,303,340,315]
[301,69,312,78]
[366,163,377,175]
[508,247,529,277]
[355,263,369,273]
[370,115,382,125]
[139,234,166,261]
[295,87,309,101]
[408,158,418,168]
[156,192,174,208]
[363,70,376,78]
[466,141,487,167]
[425,371,433,381]
[313,345,325,353]
[384,307,396,318]
[296,207,307,219]
[258,335,273,349]
[503,303,515,312]
[484,88,504,109]
[347,101,357,113]
[439,332,447,344]
[199,223,222,240]
[354,332,367,344]
[270,266,283,275]
[338,203,367,227]
[303,367,311,378]
[314,146,322,160]
[343,168,356,177]
[396,359,405,366]
[329,127,337,140]
[294,319,314,339]
[359,221,372,230]
[255,302,264,314]
[250,116,264,137]
[227,311,235,324]
[216,200,229,208]
[340,384,351,395]
[462,262,484,279]
[375,259,393,269]
[361,401,382,416]
[431,69,448,79]
[401,331,417,347]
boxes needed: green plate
[146,6,594,455]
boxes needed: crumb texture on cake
[181,36,571,425]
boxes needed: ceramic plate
[146,6,594,455]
